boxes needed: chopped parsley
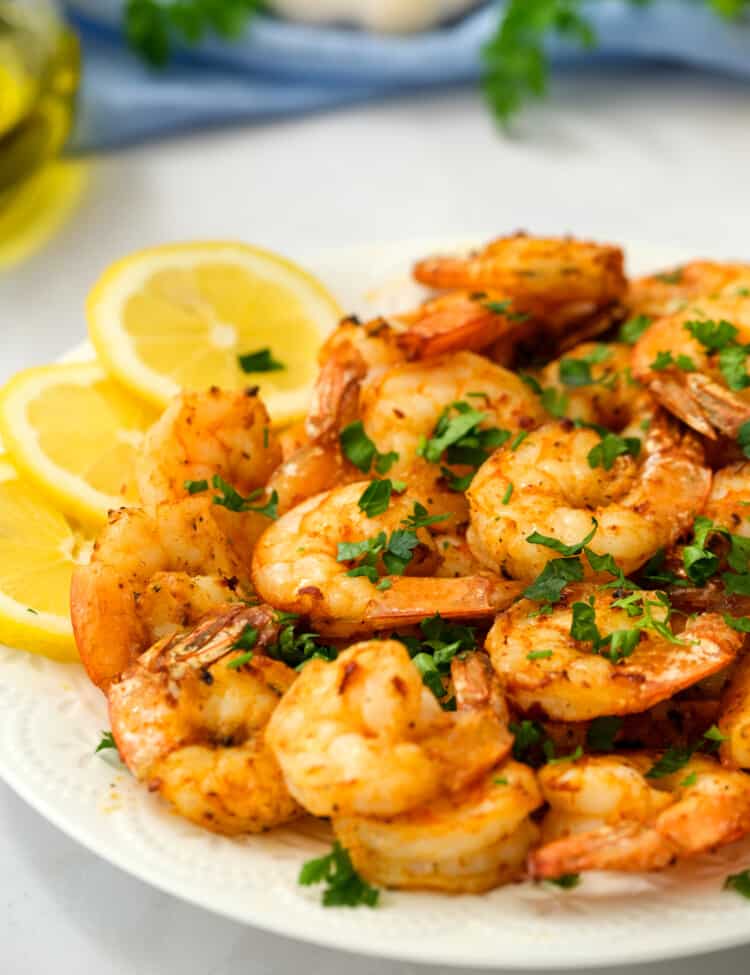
[510,430,529,451]
[681,515,750,591]
[544,744,583,765]
[231,624,258,652]
[522,557,583,604]
[587,432,641,472]
[299,841,379,908]
[227,650,254,670]
[650,350,696,372]
[618,315,652,345]
[396,615,477,705]
[502,482,514,504]
[357,479,405,518]
[684,319,750,391]
[184,478,209,494]
[526,520,597,557]
[586,716,623,752]
[95,731,118,754]
[211,474,278,519]
[266,612,337,670]
[656,269,684,285]
[340,421,398,475]
[484,299,530,322]
[725,870,750,899]
[558,344,612,388]
[527,649,553,661]
[237,347,285,373]
[680,771,698,788]
[510,719,545,762]
[418,399,510,490]
[724,613,750,633]
[646,726,728,779]
[548,874,581,890]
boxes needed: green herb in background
[481,0,750,125]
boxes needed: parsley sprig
[685,318,750,391]
[187,473,279,519]
[340,421,398,476]
[418,399,510,492]
[299,841,379,908]
[124,0,262,66]
[266,611,337,670]
[481,0,750,125]
[395,614,477,704]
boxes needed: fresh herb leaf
[587,432,641,471]
[358,479,394,518]
[680,771,698,788]
[267,618,337,671]
[211,475,278,519]
[587,716,623,752]
[95,731,118,754]
[725,870,750,899]
[400,501,450,530]
[299,841,379,908]
[540,386,570,418]
[502,482,514,504]
[645,746,694,779]
[558,345,611,388]
[656,269,684,285]
[339,421,398,475]
[548,873,581,889]
[619,315,652,345]
[227,649,254,670]
[684,318,738,352]
[124,0,262,67]
[650,350,696,372]
[527,649,553,660]
[412,653,446,699]
[526,519,597,557]
[237,347,284,373]
[510,719,545,762]
[724,613,750,633]
[523,557,583,603]
[510,430,529,451]
[719,343,750,391]
[737,421,750,459]
[184,478,209,494]
[231,624,258,652]
[546,745,583,765]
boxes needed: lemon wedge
[0,457,82,660]
[86,241,342,425]
[0,362,157,529]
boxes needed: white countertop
[2,61,750,974]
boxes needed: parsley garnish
[586,716,623,752]
[418,400,510,490]
[587,432,641,472]
[684,319,750,391]
[523,557,583,604]
[485,299,530,322]
[340,421,398,475]
[237,347,284,373]
[680,771,698,788]
[650,350,696,372]
[125,0,262,67]
[299,841,379,908]
[724,613,750,633]
[184,478,209,494]
[570,598,641,663]
[95,731,118,754]
[545,744,583,765]
[646,726,728,779]
[510,430,529,451]
[657,269,684,285]
[396,615,477,704]
[527,649,553,661]
[725,870,750,899]
[510,719,545,762]
[266,612,337,671]
[618,315,652,345]
[227,650,254,670]
[357,479,404,518]
[558,345,611,388]
[526,519,597,557]
[502,482,514,504]
[211,474,278,519]
[548,874,581,890]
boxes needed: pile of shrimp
[72,234,750,898]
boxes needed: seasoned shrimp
[335,762,540,893]
[252,482,522,637]
[529,753,750,876]
[332,652,541,892]
[358,351,545,527]
[632,296,750,438]
[719,652,750,770]
[267,640,512,818]
[704,461,750,536]
[467,413,709,582]
[71,497,254,689]
[109,605,301,834]
[413,234,626,332]
[486,583,742,721]
[137,387,281,507]
[628,261,750,319]
[536,341,653,433]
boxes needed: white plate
[3,239,750,970]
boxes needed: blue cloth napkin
[65,0,750,152]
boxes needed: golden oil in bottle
[0,0,80,199]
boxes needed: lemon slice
[0,362,157,529]
[0,457,82,660]
[86,241,342,425]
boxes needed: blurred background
[2,2,750,974]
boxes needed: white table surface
[2,61,750,974]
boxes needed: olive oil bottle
[0,0,80,198]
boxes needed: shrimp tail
[528,822,675,877]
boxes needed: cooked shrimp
[628,261,750,319]
[718,652,750,770]
[137,387,281,507]
[252,482,522,638]
[485,583,742,721]
[267,641,513,818]
[358,351,545,527]
[632,296,750,438]
[536,341,653,433]
[413,234,626,332]
[335,762,540,893]
[331,651,540,892]
[71,497,254,689]
[704,461,750,536]
[529,753,750,876]
[467,413,709,582]
[109,605,301,835]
